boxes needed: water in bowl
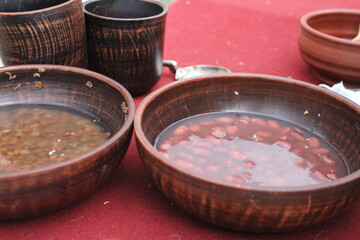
[155,112,349,187]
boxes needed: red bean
[177,152,194,161]
[200,121,215,126]
[176,160,193,168]
[290,148,302,156]
[159,151,169,159]
[243,172,252,180]
[279,127,290,135]
[326,173,338,180]
[267,120,280,130]
[226,125,238,135]
[311,148,330,155]
[274,140,292,148]
[256,131,271,138]
[204,135,219,142]
[192,147,211,157]
[227,175,246,184]
[318,154,336,167]
[193,141,213,149]
[252,118,266,127]
[243,160,256,169]
[229,150,246,160]
[310,169,330,182]
[159,141,173,151]
[237,118,251,125]
[211,127,226,138]
[216,117,235,125]
[290,132,306,142]
[307,137,320,148]
[279,136,291,141]
[189,124,203,134]
[173,125,189,136]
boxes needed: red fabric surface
[1,0,359,239]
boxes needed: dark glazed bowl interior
[0,65,135,220]
[0,0,72,13]
[84,0,166,19]
[134,74,360,232]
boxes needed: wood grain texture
[0,0,87,67]
[298,9,360,86]
[134,74,360,233]
[84,0,167,96]
[0,64,135,220]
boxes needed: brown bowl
[0,65,135,220]
[134,73,360,233]
[298,9,360,87]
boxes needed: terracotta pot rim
[0,0,79,16]
[83,0,168,22]
[300,8,360,47]
[0,64,135,180]
[134,73,360,193]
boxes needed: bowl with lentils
[0,64,135,220]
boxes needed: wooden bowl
[0,65,135,220]
[298,9,360,87]
[134,74,360,233]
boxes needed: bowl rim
[0,64,135,179]
[0,0,79,16]
[134,73,360,193]
[300,8,360,46]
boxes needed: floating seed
[5,72,16,80]
[86,81,93,88]
[121,101,128,114]
[33,73,41,78]
[14,83,22,90]
[35,81,43,88]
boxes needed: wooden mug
[84,0,168,96]
[0,0,87,67]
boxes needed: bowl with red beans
[134,73,360,233]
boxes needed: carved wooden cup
[0,0,87,67]
[84,0,168,96]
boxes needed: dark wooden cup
[84,0,168,96]
[0,0,87,67]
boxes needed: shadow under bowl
[298,9,360,87]
[134,73,360,233]
[0,65,135,220]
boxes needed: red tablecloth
[1,0,359,239]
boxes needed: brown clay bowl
[298,9,360,87]
[134,73,360,233]
[0,65,135,220]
